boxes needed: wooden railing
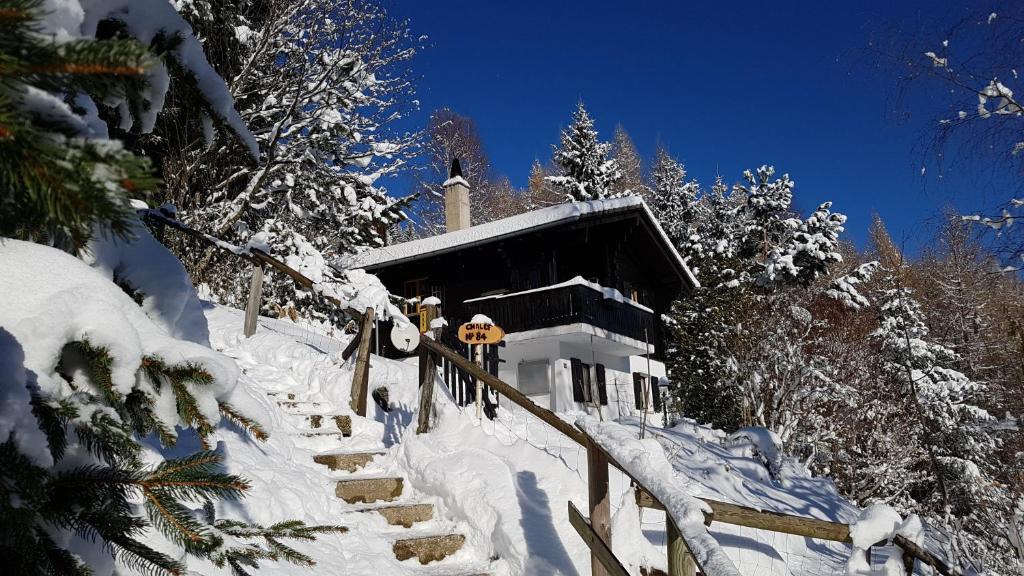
[144,210,374,416]
[415,333,959,576]
[464,283,656,345]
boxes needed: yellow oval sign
[457,322,505,345]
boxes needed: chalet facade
[343,163,698,417]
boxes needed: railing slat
[568,502,630,576]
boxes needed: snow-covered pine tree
[649,145,700,246]
[733,166,846,288]
[609,124,650,201]
[872,274,1014,573]
[152,0,421,321]
[0,3,343,572]
[546,101,621,202]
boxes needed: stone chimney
[443,158,471,232]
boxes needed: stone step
[313,451,382,472]
[335,477,404,504]
[305,414,352,435]
[367,503,434,528]
[393,533,466,565]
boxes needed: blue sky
[390,1,998,251]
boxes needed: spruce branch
[218,402,268,441]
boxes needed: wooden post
[422,303,438,335]
[416,346,435,434]
[350,307,375,417]
[243,263,264,338]
[667,517,697,576]
[587,436,611,576]
[474,343,484,419]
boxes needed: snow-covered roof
[344,196,700,289]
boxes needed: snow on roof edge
[341,196,699,289]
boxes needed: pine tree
[0,0,158,251]
[546,101,621,202]
[649,145,700,246]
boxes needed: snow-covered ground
[196,302,872,576]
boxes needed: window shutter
[633,373,645,410]
[650,376,662,412]
[571,358,585,402]
[595,364,608,405]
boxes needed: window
[571,358,593,403]
[517,360,549,396]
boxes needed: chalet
[343,161,698,417]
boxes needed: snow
[343,197,700,289]
[0,240,238,465]
[84,218,211,345]
[465,275,654,313]
[442,175,470,188]
[846,504,902,575]
[469,313,494,325]
[421,296,442,306]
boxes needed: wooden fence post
[416,346,435,434]
[350,307,374,416]
[667,517,697,576]
[243,263,264,338]
[587,437,611,576]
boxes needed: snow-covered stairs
[272,392,477,569]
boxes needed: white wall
[496,337,667,420]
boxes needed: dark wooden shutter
[571,358,585,402]
[633,372,645,410]
[650,376,662,412]
[595,364,608,405]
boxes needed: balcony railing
[463,281,655,345]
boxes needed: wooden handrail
[143,210,365,318]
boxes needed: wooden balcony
[462,282,656,346]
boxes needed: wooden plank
[243,263,264,337]
[568,502,630,576]
[416,345,435,434]
[587,437,612,576]
[350,307,375,417]
[667,517,696,576]
[420,338,587,445]
[636,485,849,542]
